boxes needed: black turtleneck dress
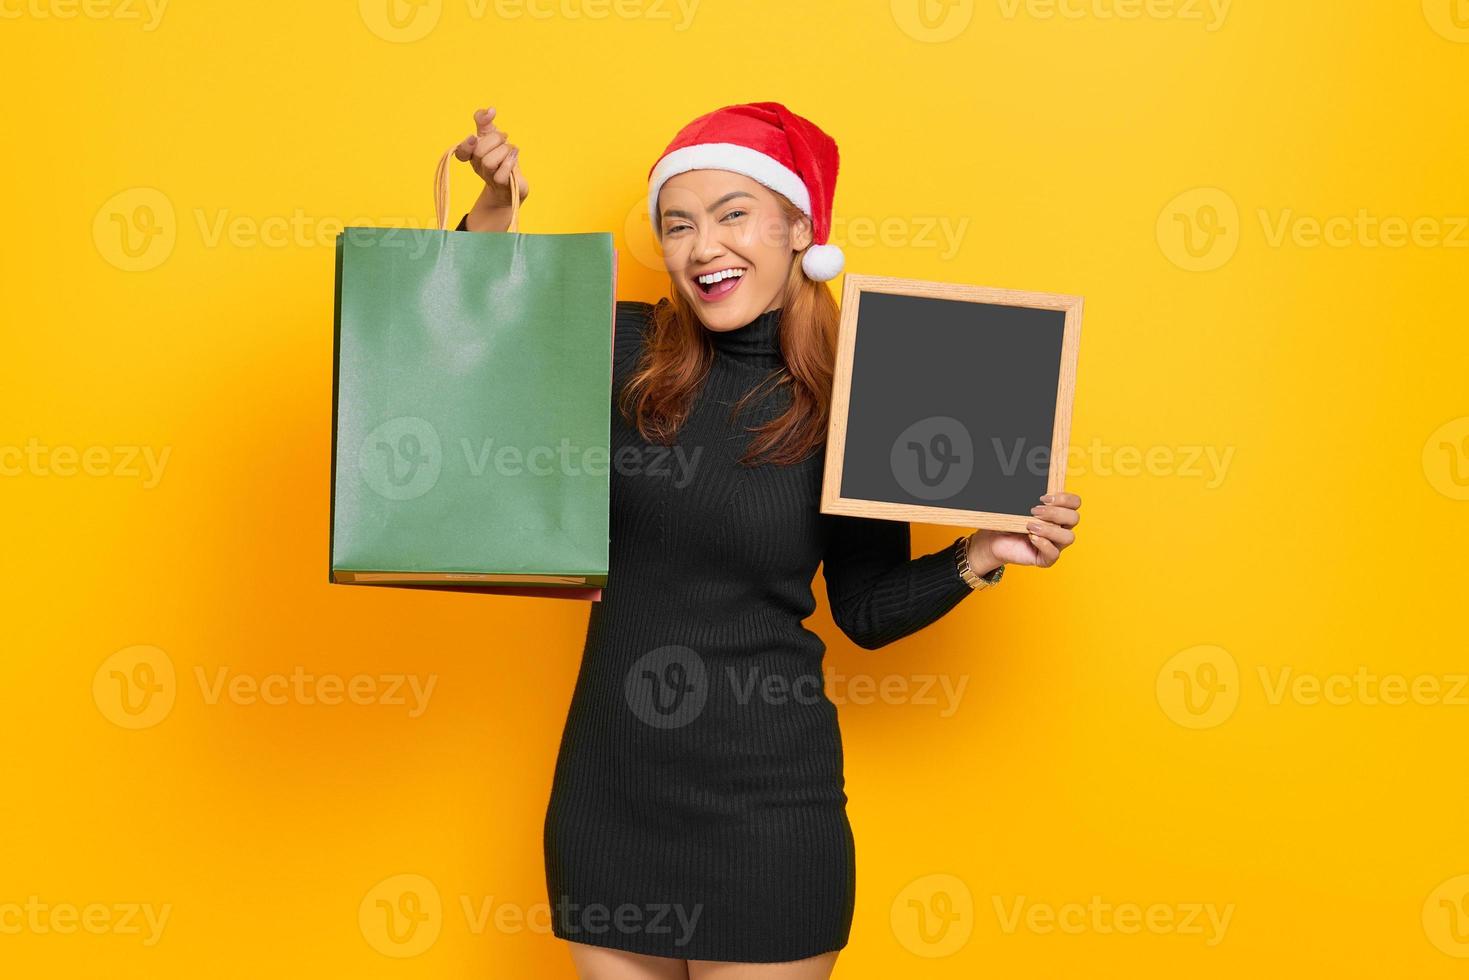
[453,209,979,961]
[534,297,980,963]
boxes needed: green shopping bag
[330,148,614,600]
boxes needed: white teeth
[697,268,745,285]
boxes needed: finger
[1040,492,1081,511]
[453,134,478,162]
[491,146,519,186]
[1029,504,1079,528]
[477,142,513,180]
[1026,520,1075,549]
[474,106,499,138]
[473,138,514,179]
[472,130,508,165]
[1027,532,1061,567]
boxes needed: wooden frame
[820,274,1084,533]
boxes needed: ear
[791,213,813,252]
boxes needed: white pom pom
[801,243,844,282]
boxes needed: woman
[452,102,1082,980]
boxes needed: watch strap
[954,535,1004,591]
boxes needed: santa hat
[647,102,844,282]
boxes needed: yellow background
[3,0,1467,976]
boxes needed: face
[656,170,812,333]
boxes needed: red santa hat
[647,101,844,282]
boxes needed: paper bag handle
[435,145,521,233]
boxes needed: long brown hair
[618,194,841,467]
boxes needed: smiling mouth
[693,268,747,300]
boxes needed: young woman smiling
[453,102,1082,980]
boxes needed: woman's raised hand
[969,491,1082,571]
[455,106,529,231]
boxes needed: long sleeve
[819,514,976,650]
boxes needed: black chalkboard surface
[820,275,1083,532]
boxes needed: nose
[690,222,728,266]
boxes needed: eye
[722,209,747,221]
[664,222,691,235]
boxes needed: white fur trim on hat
[648,142,812,230]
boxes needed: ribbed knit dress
[534,296,980,963]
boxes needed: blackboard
[820,275,1083,532]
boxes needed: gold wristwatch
[954,535,1004,591]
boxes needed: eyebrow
[660,191,756,222]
